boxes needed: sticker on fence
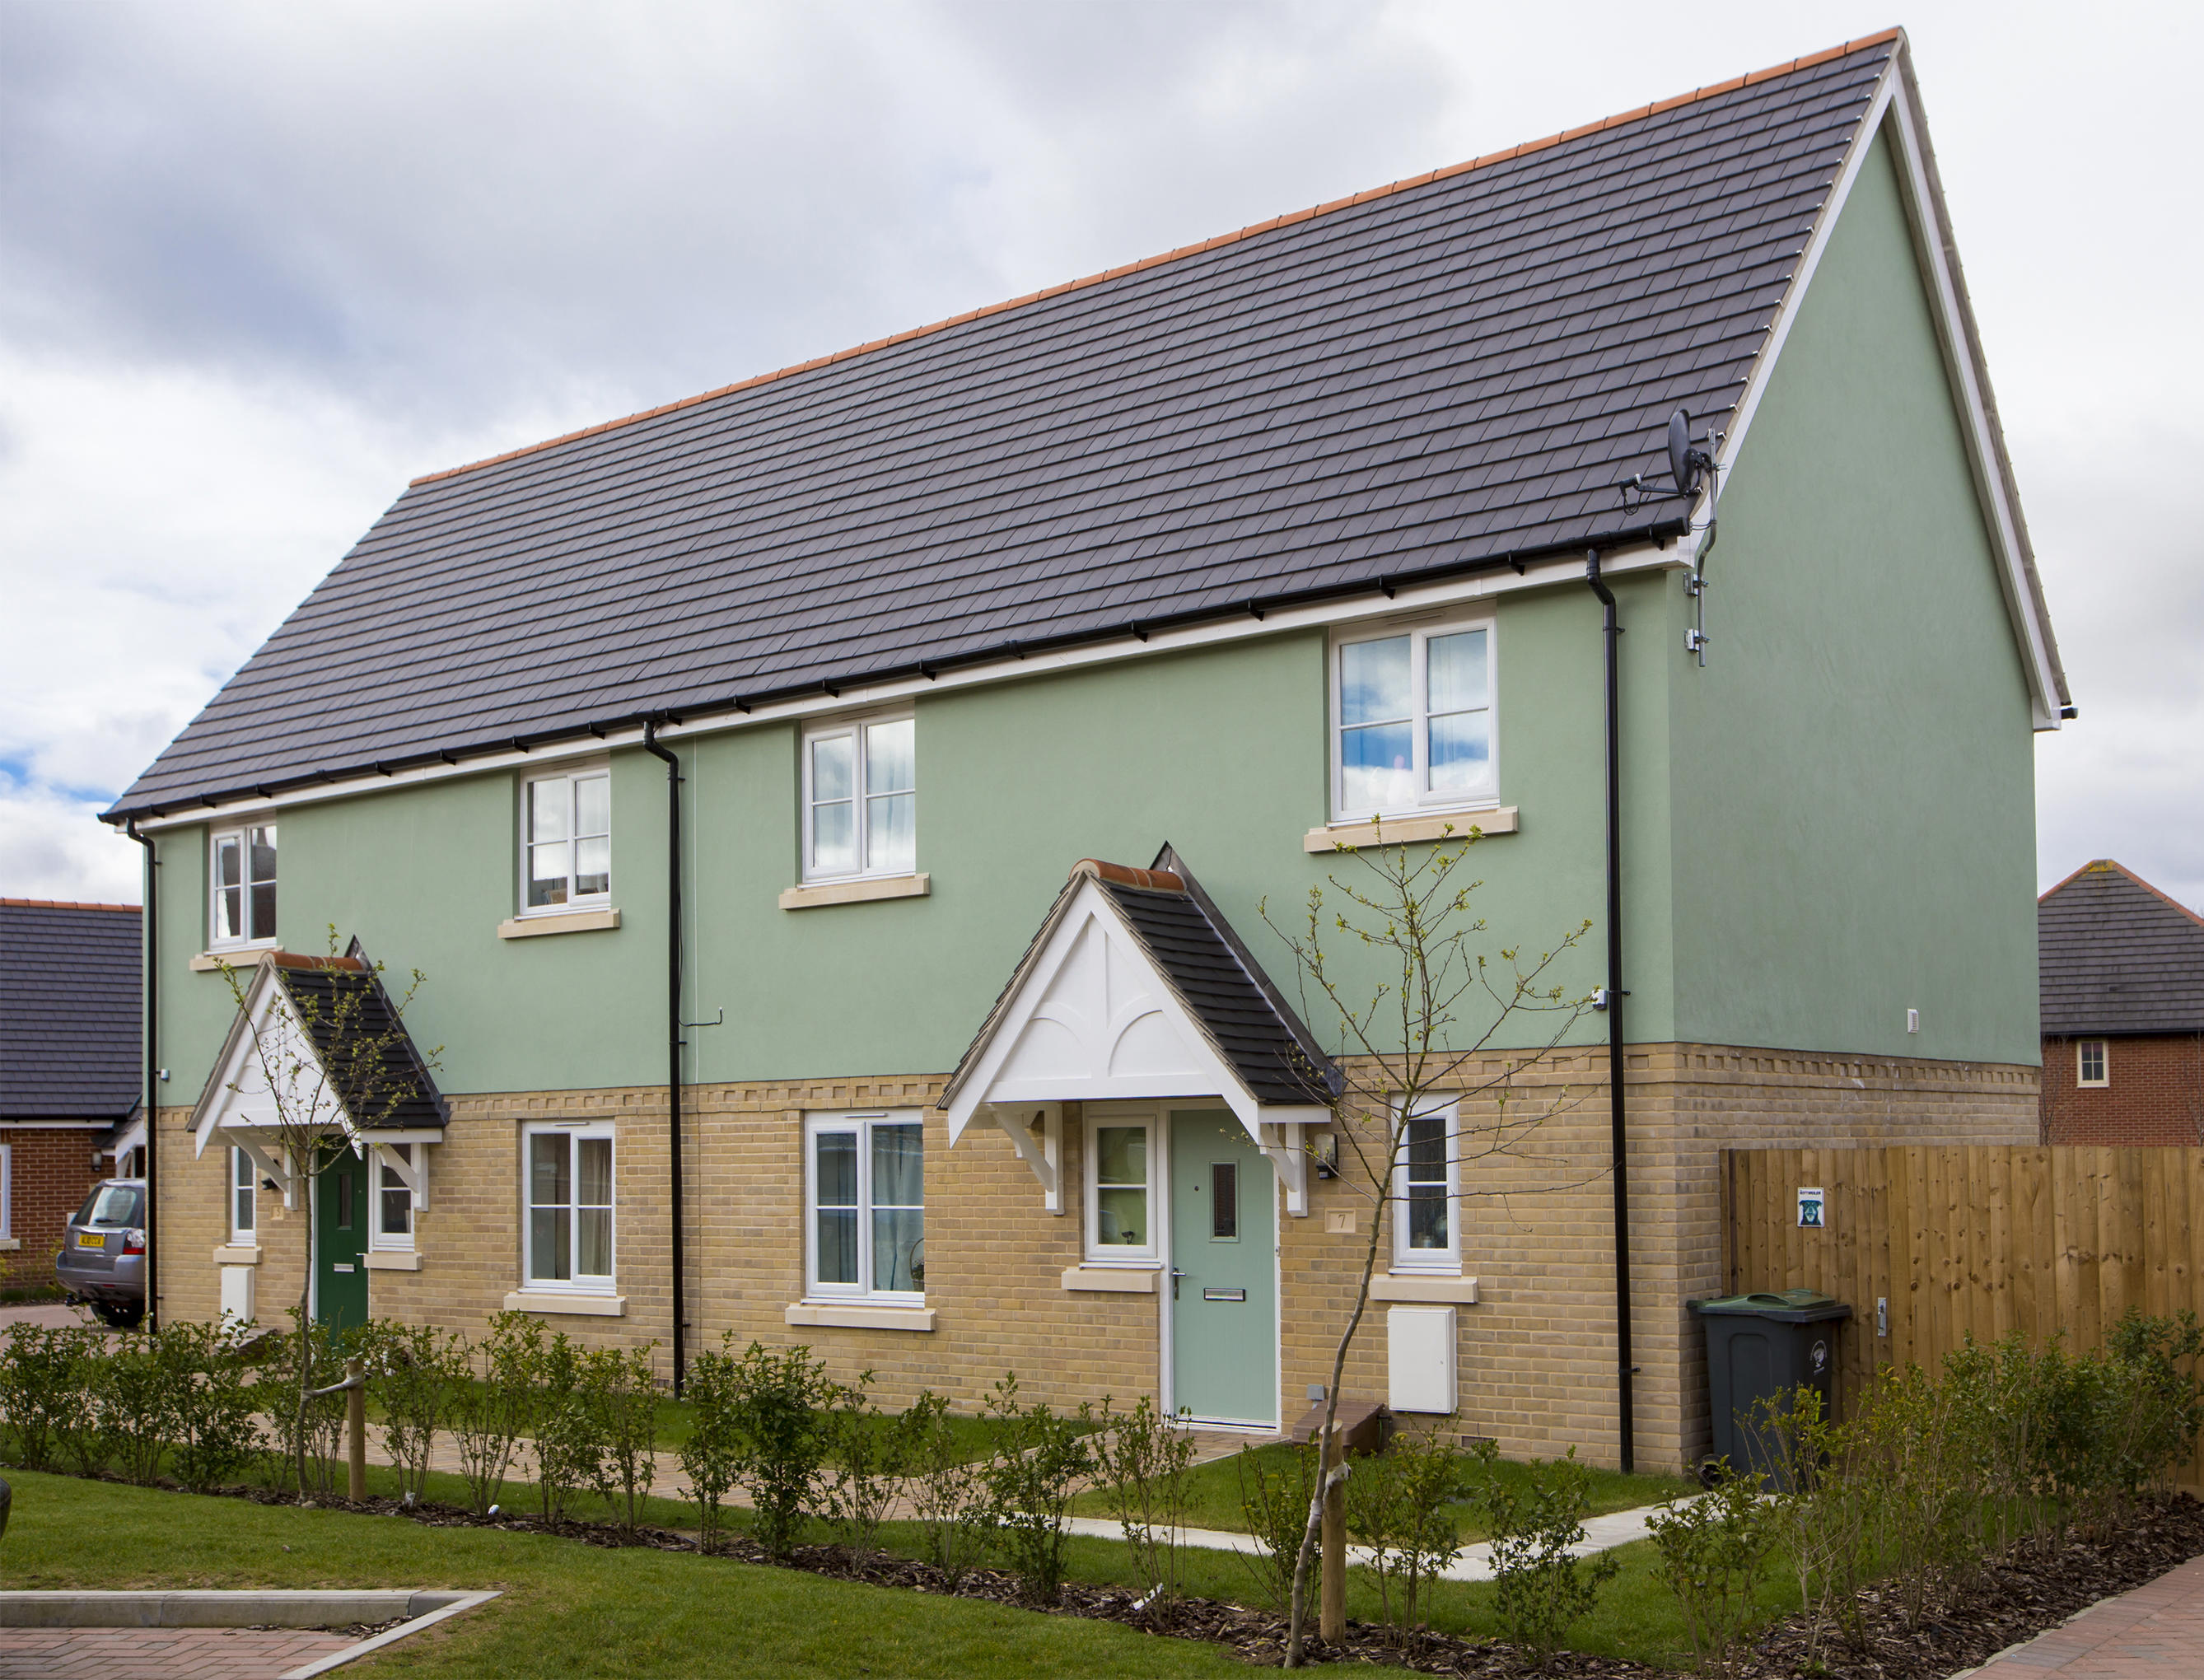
[1797,1185,1825,1228]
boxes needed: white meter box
[1386,1304,1457,1413]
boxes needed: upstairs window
[803,715,916,881]
[1390,1099,1460,1272]
[1333,620,1495,819]
[525,769,611,912]
[211,824,278,946]
[2077,1040,2109,1087]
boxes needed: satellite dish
[1667,409,1701,497]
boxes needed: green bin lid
[1691,1288,1850,1319]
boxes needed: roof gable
[114,35,1913,819]
[2038,861,2204,1037]
[0,899,141,1121]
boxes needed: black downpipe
[1585,551,1635,1474]
[125,819,159,1333]
[642,721,687,1396]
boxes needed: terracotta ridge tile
[1072,859,1185,894]
[0,898,142,912]
[409,26,1903,490]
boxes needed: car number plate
[77,1231,105,1248]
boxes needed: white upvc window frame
[801,711,918,884]
[1389,1095,1462,1274]
[521,1122,616,1294]
[1330,613,1498,823]
[230,1146,257,1244]
[371,1142,416,1253]
[803,1109,926,1304]
[208,821,279,950]
[1083,1109,1160,1264]
[1,1143,11,1239]
[2077,1039,2109,1088]
[520,764,612,917]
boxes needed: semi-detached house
[105,30,2067,1472]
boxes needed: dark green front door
[315,1150,369,1331]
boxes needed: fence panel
[1717,1145,2204,1485]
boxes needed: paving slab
[1960,1553,2204,1680]
[0,1625,355,1679]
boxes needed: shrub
[1388,1426,1469,1639]
[978,1373,1095,1607]
[1646,1463,1774,1678]
[1470,1443,1618,1668]
[261,1314,350,1498]
[823,1370,911,1558]
[449,1313,534,1515]
[726,1340,837,1558]
[903,1390,995,1587]
[52,1330,117,1480]
[1749,1384,1869,1665]
[1091,1394,1198,1618]
[367,1321,462,1505]
[530,1330,600,1525]
[679,1338,747,1555]
[586,1342,660,1534]
[1235,1440,1322,1612]
[104,1332,171,1486]
[0,1323,77,1471]
[161,1320,260,1493]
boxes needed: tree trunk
[1321,1421,1346,1642]
[295,1158,314,1500]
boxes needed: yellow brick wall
[152,1043,2035,1471]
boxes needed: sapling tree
[215,929,437,1497]
[1263,824,1594,1665]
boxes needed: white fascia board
[132,541,1686,833]
[1713,57,2063,732]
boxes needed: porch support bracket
[989,1104,1062,1214]
[1258,1119,1310,1219]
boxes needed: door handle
[1170,1268,1187,1300]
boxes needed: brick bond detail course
[153,1043,2035,1472]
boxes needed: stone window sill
[783,1301,936,1332]
[1305,808,1517,853]
[189,945,282,972]
[779,873,930,911]
[1062,1265,1159,1293]
[0,1237,20,1253]
[1370,1273,1480,1304]
[497,908,620,940]
[502,1290,624,1317]
[364,1250,422,1272]
[212,1244,261,1265]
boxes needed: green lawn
[1067,1438,1696,1542]
[0,1469,1408,1678]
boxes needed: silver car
[56,1178,147,1328]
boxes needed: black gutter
[640,719,688,1397]
[124,819,159,1334]
[1585,550,1634,1475]
[99,516,1692,824]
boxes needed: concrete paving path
[1959,1553,2204,1680]
[0,1626,357,1679]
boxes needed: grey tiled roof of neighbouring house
[112,32,2014,819]
[0,900,142,1120]
[946,851,1338,1113]
[2038,863,2204,1038]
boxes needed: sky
[2,0,2198,912]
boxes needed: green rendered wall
[152,587,1656,1099]
[1664,124,2040,1065]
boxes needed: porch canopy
[189,947,446,1209]
[943,846,1338,1216]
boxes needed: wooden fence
[1719,1146,2204,1482]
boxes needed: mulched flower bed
[147,1478,2204,1675]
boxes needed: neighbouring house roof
[0,898,142,1122]
[2038,861,2204,1038]
[946,850,1338,1118]
[193,950,447,1137]
[105,29,2062,822]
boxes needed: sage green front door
[1168,1109,1277,1426]
[314,1150,369,1332]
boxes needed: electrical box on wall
[1386,1305,1457,1413]
[219,1264,254,1327]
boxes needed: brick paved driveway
[1965,1553,2204,1678]
[0,1626,357,1678]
